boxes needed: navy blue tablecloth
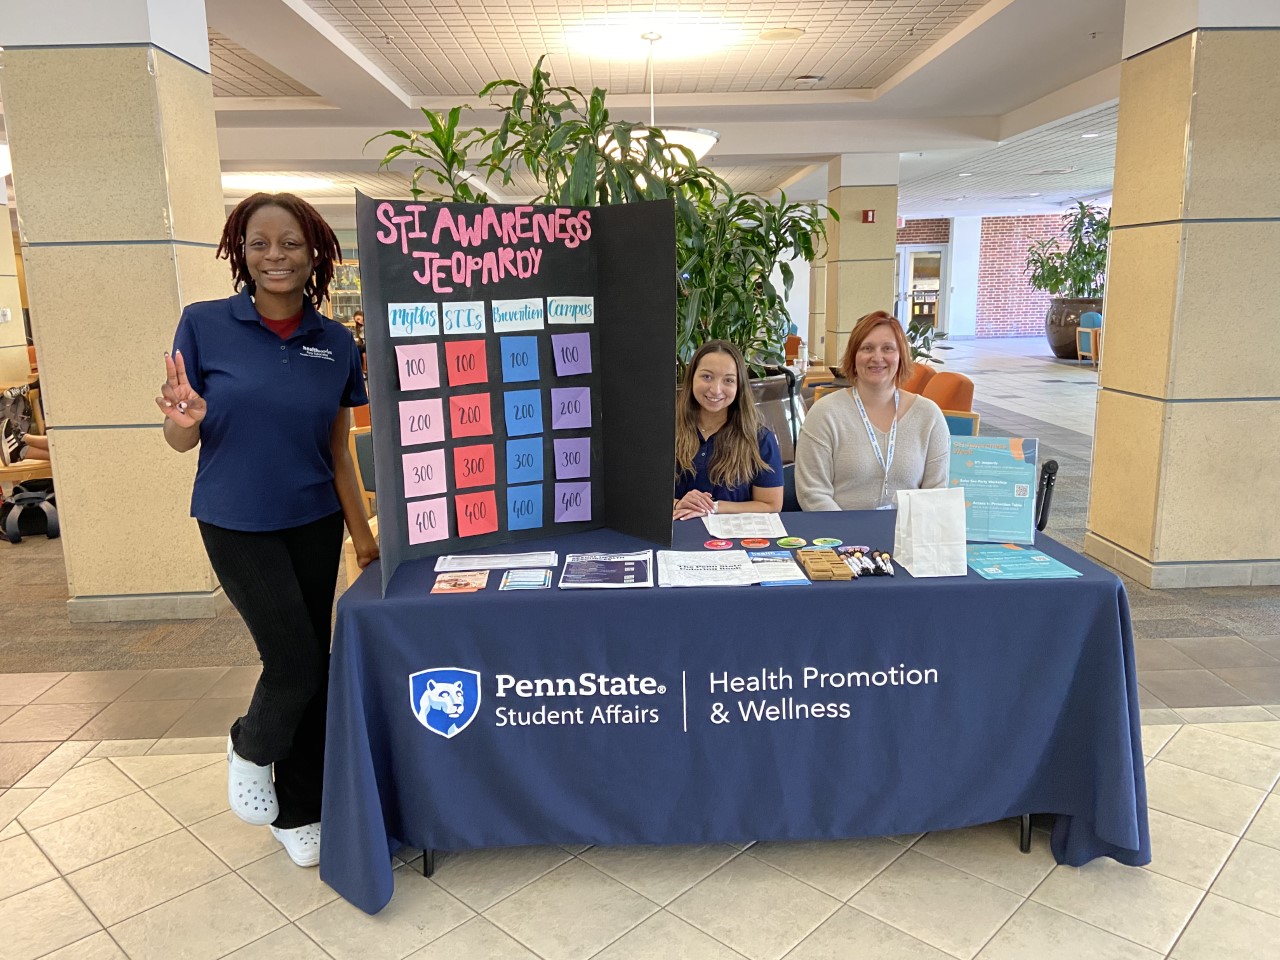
[321,512,1149,914]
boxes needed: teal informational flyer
[950,437,1038,544]
[966,544,1081,580]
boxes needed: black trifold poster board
[355,193,676,592]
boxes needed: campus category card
[500,336,540,383]
[407,497,449,545]
[491,298,545,332]
[452,443,496,489]
[441,301,486,335]
[399,398,445,447]
[444,339,488,387]
[507,484,543,531]
[402,448,447,499]
[506,438,543,484]
[554,437,591,480]
[388,302,439,337]
[555,481,591,523]
[551,332,591,377]
[551,387,591,430]
[504,389,544,437]
[547,295,594,324]
[395,343,440,391]
[456,490,499,537]
[449,393,493,438]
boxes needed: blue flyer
[950,437,1038,544]
[966,544,1081,580]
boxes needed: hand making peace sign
[156,350,207,429]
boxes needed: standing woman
[157,193,378,867]
[795,310,949,510]
[673,340,784,520]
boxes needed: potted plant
[372,58,832,380]
[1024,201,1110,359]
[373,58,832,458]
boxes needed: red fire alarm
[862,209,876,223]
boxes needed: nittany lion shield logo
[409,668,482,739]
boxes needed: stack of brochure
[966,544,1082,580]
[558,551,654,588]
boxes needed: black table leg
[1019,814,1031,853]
[422,848,436,877]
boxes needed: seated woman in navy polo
[674,340,784,520]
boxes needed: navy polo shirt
[172,288,368,532]
[675,427,784,502]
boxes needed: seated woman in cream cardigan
[795,311,950,511]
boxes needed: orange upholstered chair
[900,364,937,395]
[921,371,974,413]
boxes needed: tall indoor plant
[1024,200,1110,359]
[372,57,833,377]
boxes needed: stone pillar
[808,256,826,363]
[824,154,899,367]
[0,199,26,382]
[1084,0,1280,588]
[0,0,230,619]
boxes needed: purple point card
[551,387,591,430]
[554,437,591,480]
[551,332,592,377]
[554,481,591,523]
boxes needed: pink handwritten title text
[375,203,593,293]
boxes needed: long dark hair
[217,192,342,309]
[675,340,769,490]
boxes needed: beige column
[824,154,899,367]
[0,0,230,619]
[808,254,826,363]
[1084,1,1280,588]
[0,196,26,382]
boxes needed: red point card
[456,489,498,537]
[452,443,496,489]
[445,339,488,387]
[449,393,493,439]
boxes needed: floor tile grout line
[735,838,901,905]
[1152,732,1280,794]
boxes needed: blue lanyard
[852,388,898,503]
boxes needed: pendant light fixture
[639,31,719,163]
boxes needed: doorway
[894,245,947,332]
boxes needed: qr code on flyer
[1014,483,1030,498]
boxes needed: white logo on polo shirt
[300,346,335,362]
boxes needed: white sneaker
[271,822,321,867]
[227,736,278,826]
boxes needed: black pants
[199,511,344,829]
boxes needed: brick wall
[896,218,951,245]
[976,214,1065,337]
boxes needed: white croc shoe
[271,822,321,867]
[227,736,278,826]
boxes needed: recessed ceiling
[208,30,317,98]
[303,0,987,97]
[221,161,813,207]
[899,102,1118,216]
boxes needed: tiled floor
[3,337,1280,958]
[2,704,1279,959]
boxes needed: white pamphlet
[701,513,789,540]
[559,551,654,588]
[657,551,757,587]
[435,551,559,572]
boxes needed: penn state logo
[409,668,481,739]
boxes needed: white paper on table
[559,551,654,588]
[701,513,789,539]
[657,550,757,587]
[435,551,559,572]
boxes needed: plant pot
[1045,297,1103,360]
